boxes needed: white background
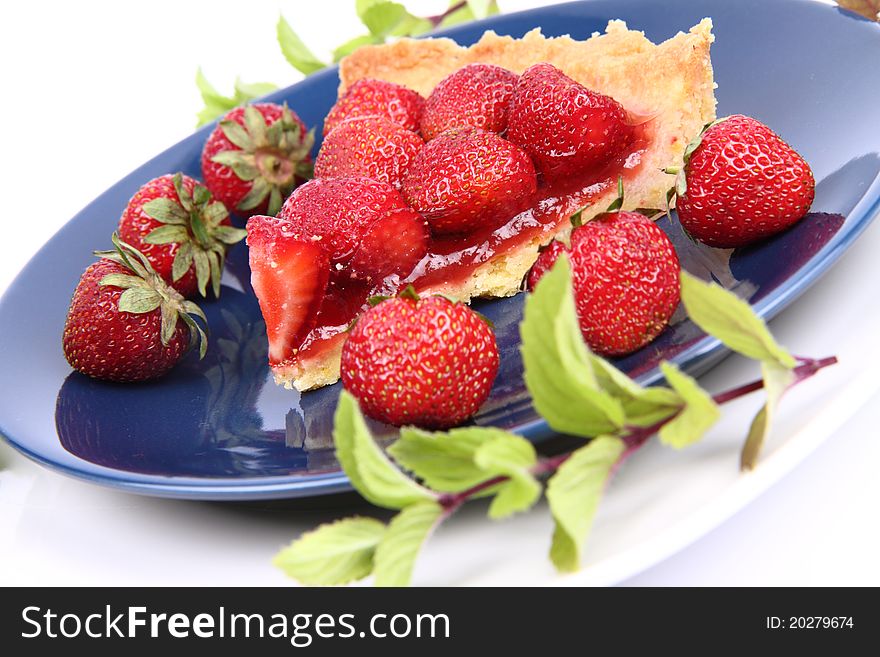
[1,0,878,586]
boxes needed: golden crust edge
[280,19,716,391]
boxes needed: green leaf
[334,391,436,509]
[202,201,230,227]
[389,14,432,37]
[195,68,238,127]
[219,119,254,151]
[160,299,178,345]
[192,183,211,207]
[210,151,259,181]
[332,35,380,62]
[213,225,248,245]
[207,249,222,298]
[237,177,271,211]
[657,362,720,449]
[373,502,443,587]
[144,224,188,245]
[117,287,162,314]
[277,15,327,75]
[193,249,210,297]
[680,271,796,369]
[243,105,268,147]
[194,70,278,128]
[546,436,625,572]
[171,241,194,282]
[741,362,796,470]
[267,187,284,217]
[466,0,495,19]
[142,198,187,225]
[233,78,277,102]
[589,356,683,427]
[355,0,383,18]
[361,1,408,37]
[473,436,541,519]
[98,273,144,290]
[520,255,625,438]
[195,67,233,109]
[273,517,386,586]
[388,426,512,493]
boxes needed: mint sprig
[196,1,501,126]
[546,436,625,572]
[273,258,836,585]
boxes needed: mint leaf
[360,1,408,37]
[277,15,327,75]
[273,517,385,585]
[546,436,625,572]
[334,391,436,509]
[233,78,277,101]
[658,362,720,449]
[195,69,278,127]
[474,436,541,519]
[590,356,684,427]
[355,0,429,38]
[373,502,443,587]
[332,35,380,62]
[680,271,796,368]
[388,426,508,493]
[521,255,625,438]
[390,14,433,37]
[466,0,495,19]
[355,0,383,18]
[741,362,796,470]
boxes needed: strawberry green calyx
[398,285,421,303]
[141,173,245,298]
[95,233,209,359]
[212,104,315,215]
[663,117,726,201]
[604,176,626,214]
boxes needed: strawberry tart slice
[247,19,717,391]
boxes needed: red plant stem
[437,355,838,513]
[428,1,468,27]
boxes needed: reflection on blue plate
[1,0,879,500]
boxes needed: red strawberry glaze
[272,126,651,374]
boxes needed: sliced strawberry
[349,208,429,284]
[247,215,330,364]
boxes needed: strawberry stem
[428,1,467,27]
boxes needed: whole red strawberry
[420,63,519,141]
[323,79,425,137]
[201,103,314,216]
[507,63,632,182]
[62,235,207,382]
[401,128,537,235]
[118,173,245,299]
[672,115,815,247]
[528,210,680,356]
[341,289,499,428]
[314,116,424,189]
[277,177,428,283]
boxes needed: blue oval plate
[1,0,879,500]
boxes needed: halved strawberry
[349,208,429,284]
[246,215,329,364]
